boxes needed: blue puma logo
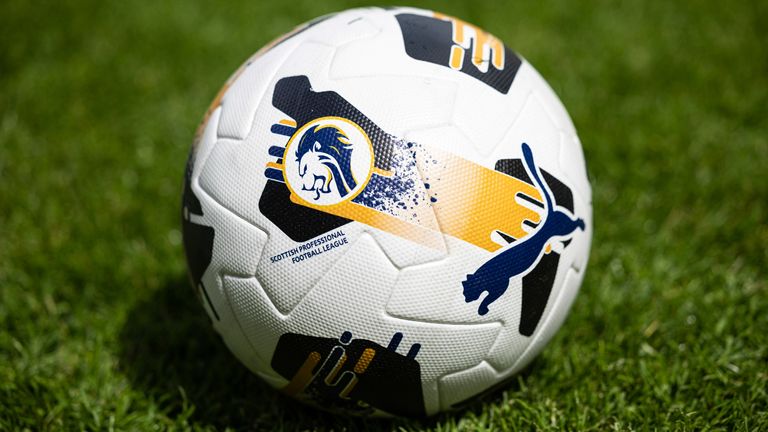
[462,143,585,316]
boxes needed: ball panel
[558,133,592,204]
[437,360,499,410]
[386,237,506,325]
[254,223,366,313]
[322,76,458,139]
[366,228,448,269]
[216,37,301,140]
[519,58,578,137]
[494,84,563,172]
[300,8,382,47]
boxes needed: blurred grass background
[1,0,766,430]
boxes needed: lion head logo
[294,125,357,201]
[283,117,374,206]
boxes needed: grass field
[1,0,766,430]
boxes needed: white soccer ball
[182,7,591,417]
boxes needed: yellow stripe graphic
[421,147,542,251]
[286,144,542,252]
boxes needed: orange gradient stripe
[418,147,542,251]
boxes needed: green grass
[1,0,766,430]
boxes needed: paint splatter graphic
[352,138,440,226]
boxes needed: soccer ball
[182,7,591,417]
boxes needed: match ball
[182,7,591,417]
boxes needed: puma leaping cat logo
[462,143,585,316]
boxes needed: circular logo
[283,116,374,206]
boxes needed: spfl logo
[282,116,374,206]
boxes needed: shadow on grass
[118,276,536,431]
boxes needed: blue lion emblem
[294,124,358,201]
[462,143,585,316]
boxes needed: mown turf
[1,0,766,430]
